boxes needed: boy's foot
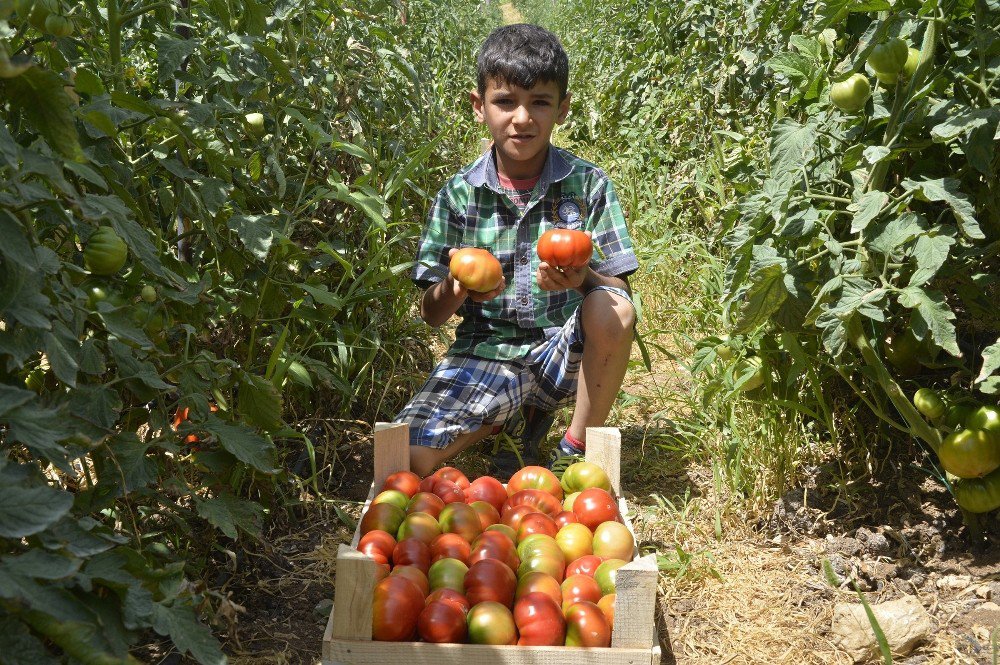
[487,406,555,479]
[547,436,585,473]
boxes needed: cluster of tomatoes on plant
[829,36,920,113]
[357,462,631,647]
[448,228,594,292]
[911,389,1000,515]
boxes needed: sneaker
[548,436,585,473]
[487,406,555,479]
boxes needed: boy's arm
[420,248,507,328]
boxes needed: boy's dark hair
[477,24,569,100]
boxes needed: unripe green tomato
[966,406,1000,434]
[902,47,920,78]
[937,429,1000,479]
[244,112,265,136]
[13,0,34,20]
[874,68,898,86]
[866,38,908,75]
[736,356,766,392]
[141,285,157,303]
[44,13,72,37]
[830,73,871,112]
[716,343,733,362]
[945,403,978,430]
[950,468,1000,514]
[86,285,108,309]
[913,388,945,420]
[26,0,56,30]
[24,368,45,393]
[84,227,128,275]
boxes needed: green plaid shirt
[413,146,639,360]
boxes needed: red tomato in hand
[466,475,507,512]
[508,466,564,500]
[417,600,468,643]
[381,470,421,497]
[393,538,431,573]
[515,591,566,646]
[536,228,593,268]
[449,248,503,292]
[565,601,611,647]
[465,558,517,607]
[372,576,424,641]
[358,530,396,566]
[572,488,619,530]
[430,533,471,564]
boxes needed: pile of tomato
[355,462,633,646]
[912,390,1000,514]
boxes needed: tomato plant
[83,227,129,275]
[913,388,946,420]
[951,468,1000,514]
[449,247,503,292]
[536,228,593,268]
[829,73,870,112]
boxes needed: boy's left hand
[536,262,589,292]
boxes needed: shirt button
[520,297,528,305]
[519,256,528,265]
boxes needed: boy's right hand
[447,248,506,302]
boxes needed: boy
[395,24,638,479]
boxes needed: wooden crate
[322,423,661,665]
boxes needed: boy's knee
[409,445,440,478]
[581,290,636,344]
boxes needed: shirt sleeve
[586,174,640,279]
[412,187,464,289]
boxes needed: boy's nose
[512,105,530,124]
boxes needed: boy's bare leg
[409,426,493,478]
[567,290,636,443]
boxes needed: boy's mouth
[510,134,535,141]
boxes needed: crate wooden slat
[323,423,661,665]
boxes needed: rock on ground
[831,594,933,662]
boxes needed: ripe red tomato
[417,600,468,643]
[469,531,520,571]
[396,512,441,545]
[432,466,470,490]
[515,592,566,646]
[430,533,472,564]
[565,601,611,647]
[555,522,594,563]
[449,247,503,292]
[389,565,429,597]
[418,475,437,494]
[597,593,615,629]
[536,228,593,268]
[515,571,563,607]
[427,557,468,594]
[382,470,421,497]
[572,488,619,530]
[430,478,467,505]
[465,558,517,607]
[592,521,634,561]
[466,475,507,512]
[467,601,517,645]
[426,588,471,615]
[501,504,537,531]
[566,554,603,578]
[393,538,431,573]
[372,576,424,641]
[406,492,445,519]
[516,512,559,542]
[360,502,406,537]
[357,530,396,566]
[438,502,483,542]
[469,500,501,531]
[554,510,579,528]
[504,489,563,518]
[508,466,564,500]
[560,574,602,613]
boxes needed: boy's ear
[470,89,485,123]
[556,92,572,124]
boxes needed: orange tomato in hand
[536,229,592,268]
[449,248,502,292]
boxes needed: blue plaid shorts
[395,286,632,449]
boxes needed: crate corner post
[584,426,621,496]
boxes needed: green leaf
[2,67,84,161]
[43,322,79,388]
[0,385,36,417]
[73,68,105,96]
[769,117,817,176]
[909,231,955,287]
[976,341,1000,391]
[0,616,58,665]
[0,210,39,271]
[929,107,1000,143]
[227,214,280,260]
[103,434,157,492]
[156,37,198,82]
[901,177,983,240]
[318,182,387,229]
[2,549,80,580]
[201,414,277,474]
[767,52,816,83]
[298,283,344,312]
[897,287,960,357]
[151,602,226,665]
[867,212,926,256]
[849,191,888,233]
[108,340,169,390]
[5,404,72,465]
[733,253,788,334]
[98,306,152,348]
[0,480,73,538]
[195,493,265,539]
[254,42,295,83]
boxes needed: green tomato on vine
[830,73,871,112]
[866,38,908,76]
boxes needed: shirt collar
[464,145,574,194]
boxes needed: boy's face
[470,77,570,179]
